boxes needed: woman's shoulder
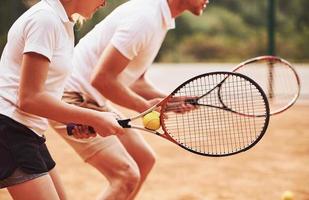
[20,2,62,29]
[27,7,60,26]
[8,4,60,40]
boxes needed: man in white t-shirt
[50,0,209,199]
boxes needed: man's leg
[49,120,141,200]
[87,143,141,200]
[117,129,156,200]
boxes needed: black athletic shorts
[0,114,56,182]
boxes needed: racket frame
[68,71,270,157]
[117,97,182,143]
[232,55,301,115]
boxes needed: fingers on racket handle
[87,126,95,134]
[66,123,95,135]
[66,123,75,135]
[66,120,130,136]
[185,98,198,105]
[117,119,131,128]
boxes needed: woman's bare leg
[8,174,60,200]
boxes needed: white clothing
[0,0,75,136]
[66,0,175,106]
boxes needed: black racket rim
[217,72,270,117]
[161,71,270,157]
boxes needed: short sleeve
[111,16,154,60]
[23,11,58,61]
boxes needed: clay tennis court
[0,64,308,200]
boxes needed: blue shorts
[0,114,55,188]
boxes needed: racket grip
[185,98,198,105]
[66,123,96,135]
[117,119,131,128]
[66,119,130,136]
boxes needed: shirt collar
[160,0,175,30]
[43,0,71,23]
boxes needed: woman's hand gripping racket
[232,55,300,115]
[67,72,270,157]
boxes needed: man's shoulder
[124,10,162,32]
[114,0,162,25]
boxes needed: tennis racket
[67,72,270,157]
[232,55,300,115]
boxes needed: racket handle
[117,119,131,128]
[66,119,131,135]
[66,123,95,135]
[185,98,198,105]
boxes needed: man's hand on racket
[146,98,163,109]
[165,96,198,114]
[146,96,197,115]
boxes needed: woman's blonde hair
[71,13,86,27]
[24,1,86,27]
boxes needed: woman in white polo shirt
[50,0,209,199]
[0,0,125,199]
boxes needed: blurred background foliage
[0,0,308,62]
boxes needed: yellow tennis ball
[143,111,161,131]
[281,191,294,200]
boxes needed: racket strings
[162,73,268,156]
[234,59,300,114]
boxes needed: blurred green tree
[0,0,27,56]
[1,0,308,62]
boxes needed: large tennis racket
[232,55,300,115]
[67,72,270,157]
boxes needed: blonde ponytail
[71,13,86,27]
